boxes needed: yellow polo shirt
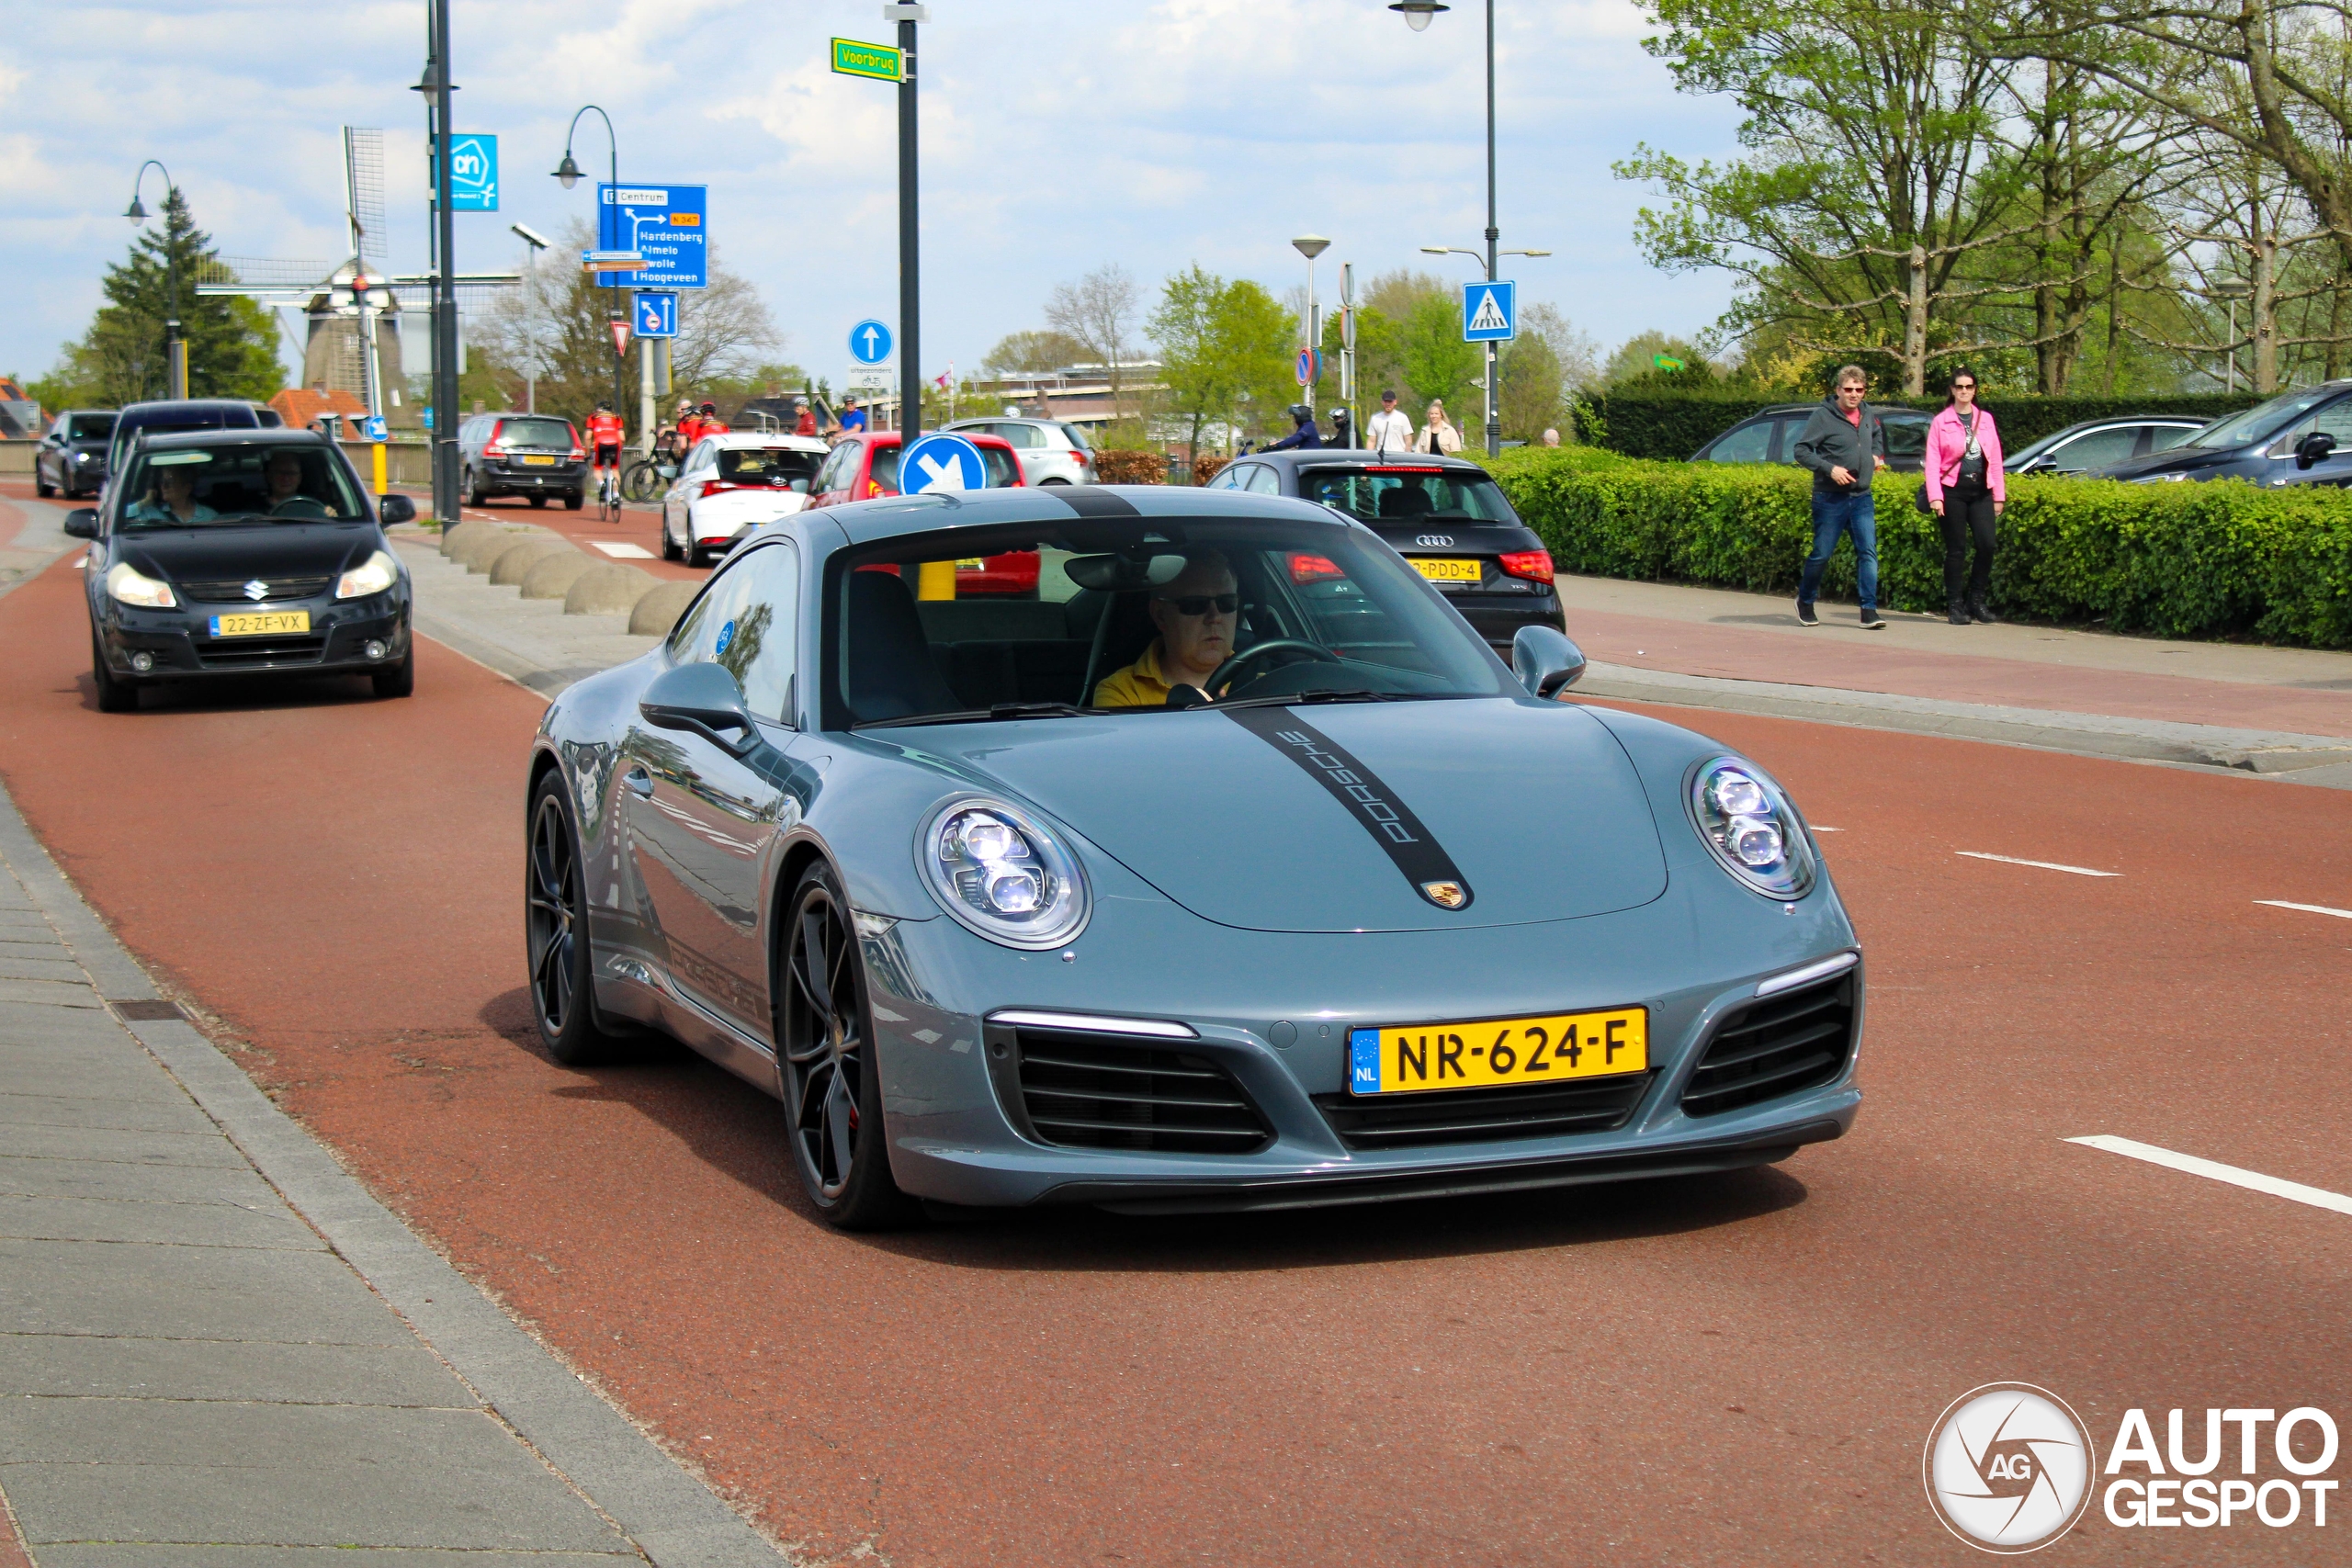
[1092,640,1180,708]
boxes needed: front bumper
[96,592,413,679]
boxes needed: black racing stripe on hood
[1045,486,1140,517]
[1223,705,1472,909]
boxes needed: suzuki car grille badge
[243,580,269,601]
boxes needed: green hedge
[1578,391,2267,462]
[1485,445,2352,648]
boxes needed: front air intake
[1679,976,1855,1118]
[1010,1027,1271,1155]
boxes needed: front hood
[914,697,1668,932]
[117,522,381,585]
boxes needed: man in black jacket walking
[1789,365,1887,629]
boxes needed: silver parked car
[940,416,1097,484]
[526,486,1861,1227]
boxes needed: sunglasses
[1158,592,1238,616]
[1951,381,1977,390]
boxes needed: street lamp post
[1293,234,1330,421]
[554,107,630,471]
[124,161,184,400]
[412,6,461,525]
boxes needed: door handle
[623,767,653,798]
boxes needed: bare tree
[1044,264,1140,414]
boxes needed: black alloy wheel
[372,645,415,699]
[779,862,916,1229]
[91,632,138,713]
[526,776,624,1065]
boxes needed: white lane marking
[1956,851,2120,877]
[2068,1135,2352,1218]
[589,541,655,558]
[2256,899,2352,919]
[73,556,87,569]
[1813,826,1843,832]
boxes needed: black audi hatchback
[64,429,417,712]
[1204,448,1568,653]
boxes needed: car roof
[820,481,1351,547]
[707,432,827,451]
[854,429,1016,449]
[118,400,263,417]
[136,428,337,452]
[1243,448,1496,473]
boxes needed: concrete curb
[457,524,553,573]
[628,579,700,637]
[0,778,791,1568]
[523,549,603,601]
[566,562,660,616]
[1577,660,2352,784]
[490,536,580,586]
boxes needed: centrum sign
[831,38,904,82]
[595,185,707,289]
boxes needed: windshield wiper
[856,702,1095,730]
[1213,689,1427,711]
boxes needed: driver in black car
[1091,550,1238,707]
[262,450,329,518]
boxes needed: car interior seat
[1376,485,1434,519]
[845,570,963,721]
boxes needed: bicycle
[597,467,621,524]
[621,456,673,504]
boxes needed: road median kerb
[565,561,660,615]
[438,517,501,559]
[456,523,554,573]
[520,548,601,600]
[489,536,578,586]
[629,579,700,637]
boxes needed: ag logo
[1924,1383,2097,1553]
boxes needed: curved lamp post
[125,160,186,400]
[554,106,631,453]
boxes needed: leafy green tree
[1497,304,1599,440]
[1148,265,1295,456]
[32,188,282,410]
[1602,331,1715,386]
[981,330,1091,375]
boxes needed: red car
[808,429,1038,593]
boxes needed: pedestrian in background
[1416,400,1464,455]
[840,396,867,434]
[793,400,817,437]
[1791,365,1887,629]
[1364,389,1413,455]
[1922,368,2004,626]
[1541,427,1561,447]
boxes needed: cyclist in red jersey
[695,400,729,437]
[584,402,625,506]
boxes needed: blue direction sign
[849,319,894,366]
[1463,279,1517,343]
[596,184,707,288]
[634,291,678,339]
[899,433,988,494]
[361,414,389,443]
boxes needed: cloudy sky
[0,0,1742,388]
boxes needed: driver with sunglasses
[1091,550,1240,707]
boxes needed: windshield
[1300,464,1520,525]
[833,514,1508,727]
[2188,387,2335,448]
[718,446,823,487]
[496,417,575,450]
[65,414,116,442]
[114,443,368,528]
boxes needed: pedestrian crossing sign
[1463,280,1517,343]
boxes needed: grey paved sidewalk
[0,780,786,1568]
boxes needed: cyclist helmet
[700,402,718,414]
[594,400,612,412]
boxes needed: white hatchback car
[939,417,1097,485]
[662,434,831,567]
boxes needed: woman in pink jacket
[1923,368,2005,625]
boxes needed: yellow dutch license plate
[1409,557,1483,583]
[209,611,310,638]
[521,455,555,467]
[1349,1007,1647,1095]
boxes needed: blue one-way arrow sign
[899,433,988,494]
[1463,279,1517,343]
[849,319,894,366]
[634,292,677,339]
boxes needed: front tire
[91,634,138,713]
[779,862,917,1230]
[371,646,414,698]
[526,775,628,1066]
[36,470,55,498]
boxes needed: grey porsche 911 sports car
[526,484,1862,1227]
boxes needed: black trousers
[1939,489,1997,603]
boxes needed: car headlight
[104,562,175,608]
[917,796,1090,949]
[335,549,399,599]
[1688,757,1816,899]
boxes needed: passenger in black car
[127,463,218,525]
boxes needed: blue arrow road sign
[634,292,678,339]
[597,184,707,288]
[899,433,988,494]
[1463,279,1517,343]
[849,319,894,366]
[361,415,388,443]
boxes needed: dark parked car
[2096,381,2352,488]
[1204,449,1567,655]
[457,412,588,508]
[36,410,117,499]
[1690,402,1932,474]
[2002,415,2205,476]
[62,428,416,711]
[104,400,267,482]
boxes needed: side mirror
[62,509,99,539]
[2296,431,2336,469]
[1512,625,1587,700]
[378,493,417,525]
[639,660,763,755]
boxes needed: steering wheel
[1204,638,1342,700]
